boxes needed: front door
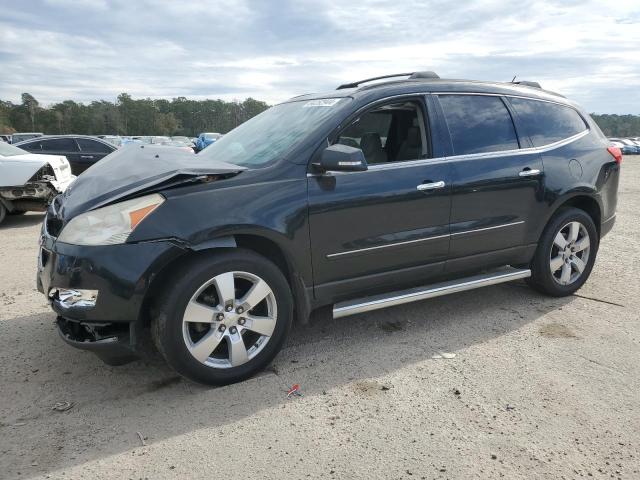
[307,97,452,302]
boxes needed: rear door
[39,138,83,175]
[436,93,546,273]
[76,138,115,172]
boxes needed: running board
[332,267,531,319]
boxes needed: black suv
[37,72,621,385]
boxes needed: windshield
[199,98,351,167]
[0,142,27,157]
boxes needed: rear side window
[439,95,519,155]
[77,138,113,153]
[19,141,41,151]
[40,138,78,152]
[508,98,587,147]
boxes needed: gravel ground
[0,162,638,480]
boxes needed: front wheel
[527,207,599,296]
[152,250,293,385]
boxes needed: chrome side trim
[326,220,523,258]
[450,220,524,237]
[333,267,531,319]
[326,233,449,259]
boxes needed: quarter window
[439,95,519,156]
[508,97,587,147]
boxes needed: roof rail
[337,71,440,90]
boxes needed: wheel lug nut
[218,324,226,332]
[216,313,224,321]
[225,305,233,312]
[229,326,237,334]
[238,317,246,325]
[236,306,244,314]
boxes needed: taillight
[607,146,623,165]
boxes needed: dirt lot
[1,163,638,480]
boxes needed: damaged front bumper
[56,316,138,366]
[38,219,187,365]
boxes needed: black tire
[152,249,293,385]
[527,207,599,296]
[0,203,6,225]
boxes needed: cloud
[0,0,638,113]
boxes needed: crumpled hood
[58,143,245,219]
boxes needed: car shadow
[0,211,45,229]
[0,281,573,478]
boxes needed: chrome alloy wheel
[549,221,591,286]
[182,271,277,369]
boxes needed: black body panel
[36,76,620,363]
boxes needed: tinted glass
[509,97,587,147]
[19,141,41,151]
[41,138,78,152]
[77,138,113,153]
[439,95,519,155]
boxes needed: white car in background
[0,142,75,224]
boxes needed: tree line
[0,93,269,137]
[0,92,638,137]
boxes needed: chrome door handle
[80,155,94,159]
[519,168,541,177]
[417,181,446,191]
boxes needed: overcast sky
[1,0,638,113]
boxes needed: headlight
[57,194,164,246]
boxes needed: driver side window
[336,100,428,165]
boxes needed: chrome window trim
[308,128,589,176]
[309,90,589,177]
[431,91,574,108]
[325,221,524,258]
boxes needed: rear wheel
[152,249,293,385]
[528,207,598,296]
[0,203,6,225]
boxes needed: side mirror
[317,144,368,172]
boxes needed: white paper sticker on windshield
[303,98,341,108]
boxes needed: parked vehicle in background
[171,136,195,147]
[195,132,222,152]
[14,135,117,175]
[609,138,639,154]
[0,142,74,224]
[0,135,11,143]
[161,140,195,153]
[37,72,620,385]
[149,136,171,144]
[101,135,123,148]
[10,132,43,144]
